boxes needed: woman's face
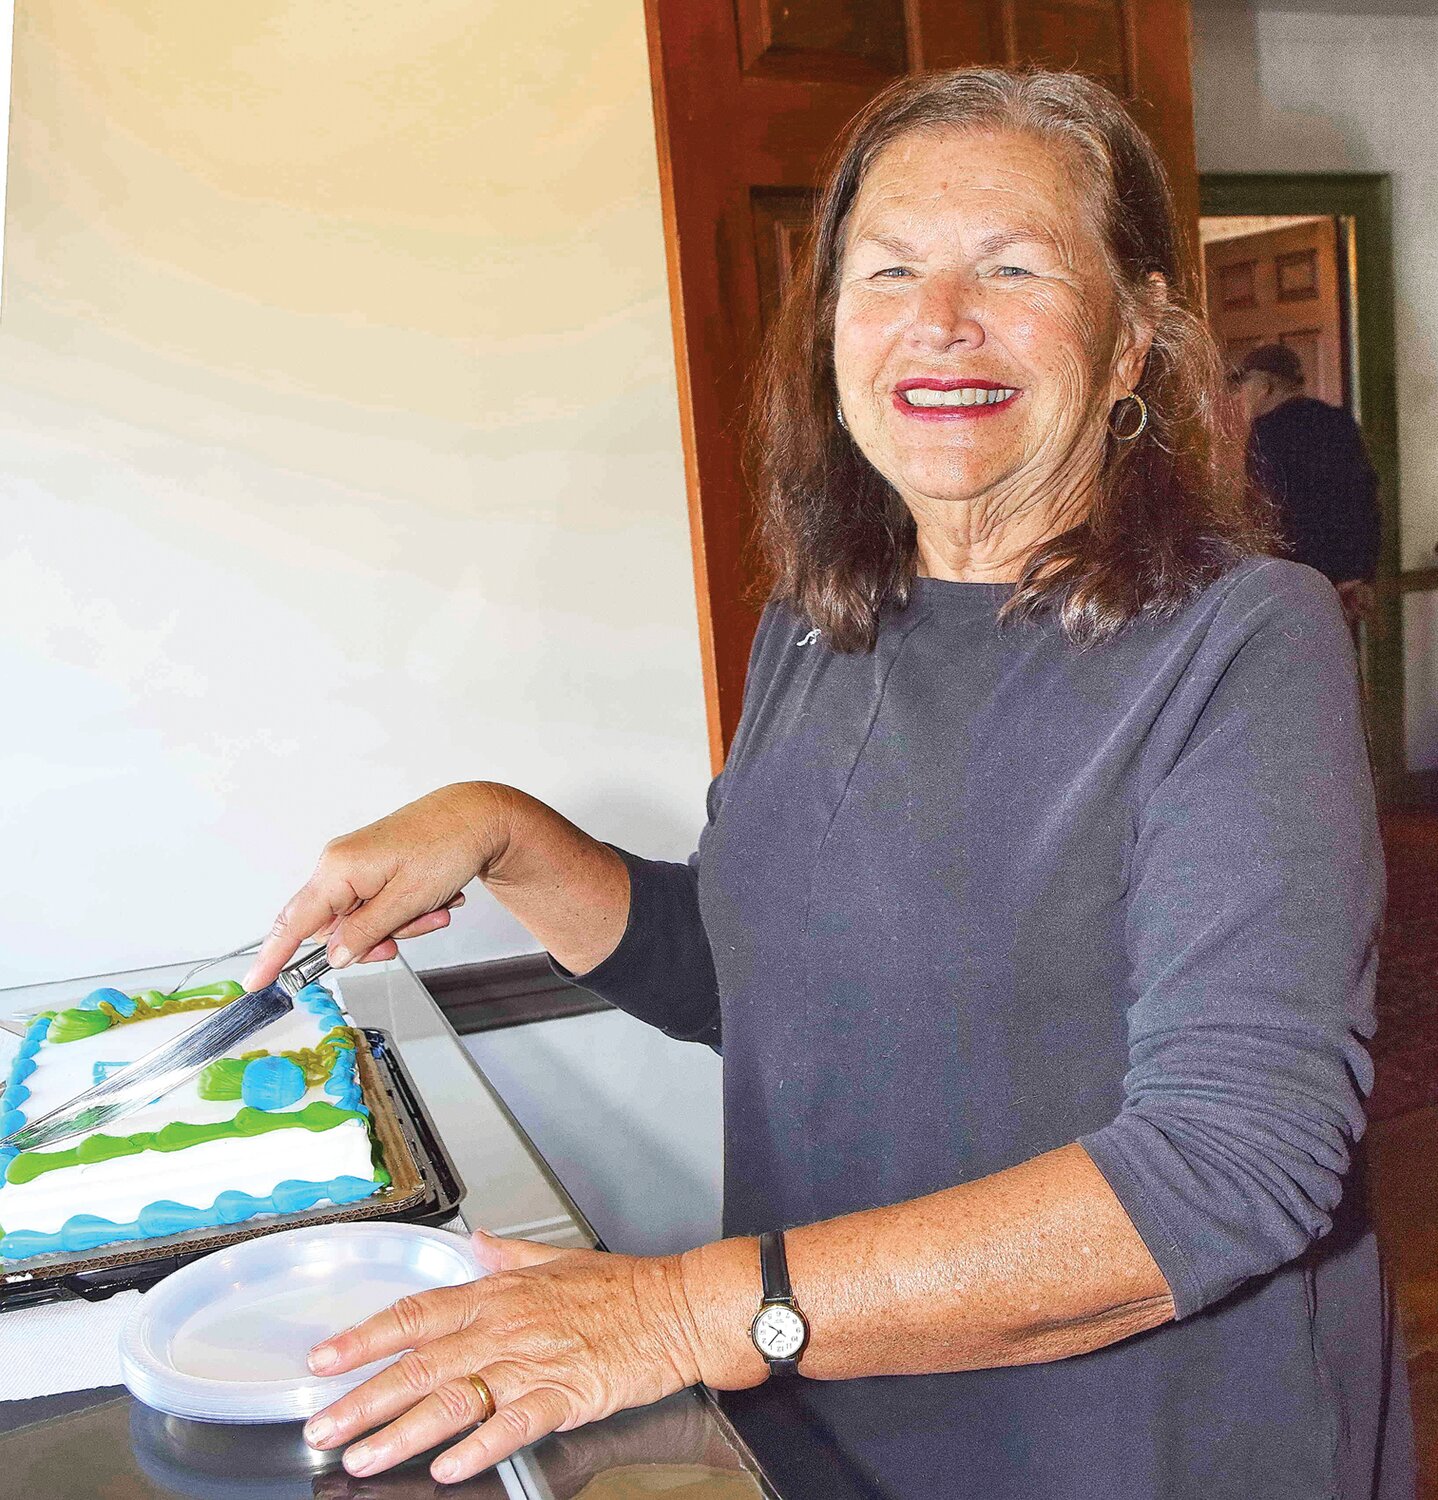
[833,127,1153,541]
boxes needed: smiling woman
[249,68,1410,1500]
[752,69,1270,650]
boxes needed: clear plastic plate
[119,1222,484,1424]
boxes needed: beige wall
[0,1,709,986]
[1191,0,1438,769]
[0,4,11,282]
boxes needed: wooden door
[644,0,1200,766]
[1203,217,1347,407]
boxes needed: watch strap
[756,1230,804,1377]
[759,1229,793,1302]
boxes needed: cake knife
[0,948,335,1153]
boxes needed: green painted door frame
[1200,173,1404,788]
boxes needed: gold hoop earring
[1109,392,1148,442]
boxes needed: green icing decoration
[47,1010,112,1044]
[198,1051,266,1101]
[197,1027,356,1101]
[5,1101,365,1186]
[48,981,246,1045]
[367,1128,392,1190]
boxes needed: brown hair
[748,68,1272,651]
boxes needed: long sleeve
[551,776,725,1050]
[1080,566,1382,1318]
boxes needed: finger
[388,908,454,942]
[309,1283,481,1382]
[354,938,399,964]
[329,884,452,970]
[469,1228,568,1274]
[431,1387,570,1484]
[336,1367,512,1479]
[389,892,466,943]
[245,880,360,990]
[310,1334,504,1457]
[292,895,466,979]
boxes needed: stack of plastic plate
[119,1222,484,1424]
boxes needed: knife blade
[0,949,334,1154]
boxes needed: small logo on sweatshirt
[796,628,822,648]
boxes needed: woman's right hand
[243,783,514,991]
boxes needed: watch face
[752,1304,807,1361]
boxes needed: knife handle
[278,948,334,997]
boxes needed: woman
[251,71,1412,1498]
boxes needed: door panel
[750,188,821,325]
[1203,217,1346,407]
[736,0,910,80]
[645,0,1198,764]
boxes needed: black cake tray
[0,1029,465,1311]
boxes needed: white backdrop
[0,1,711,988]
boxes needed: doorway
[1199,174,1404,791]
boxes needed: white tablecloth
[0,1290,137,1400]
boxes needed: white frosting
[2,1123,377,1236]
[0,990,383,1245]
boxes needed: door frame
[1200,172,1404,787]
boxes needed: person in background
[1235,342,1382,626]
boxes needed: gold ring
[465,1373,497,1423]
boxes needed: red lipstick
[892,377,1022,422]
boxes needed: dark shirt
[564,558,1413,1499]
[1249,395,1382,584]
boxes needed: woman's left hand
[303,1231,708,1484]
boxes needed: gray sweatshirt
[565,557,1413,1499]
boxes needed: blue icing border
[297,981,367,1113]
[0,1175,382,1260]
[295,982,346,1027]
[0,1016,51,1169]
[323,1044,367,1115]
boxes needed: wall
[0,3,11,282]
[0,2,711,988]
[1190,0,1438,768]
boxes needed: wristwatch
[749,1230,810,1376]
